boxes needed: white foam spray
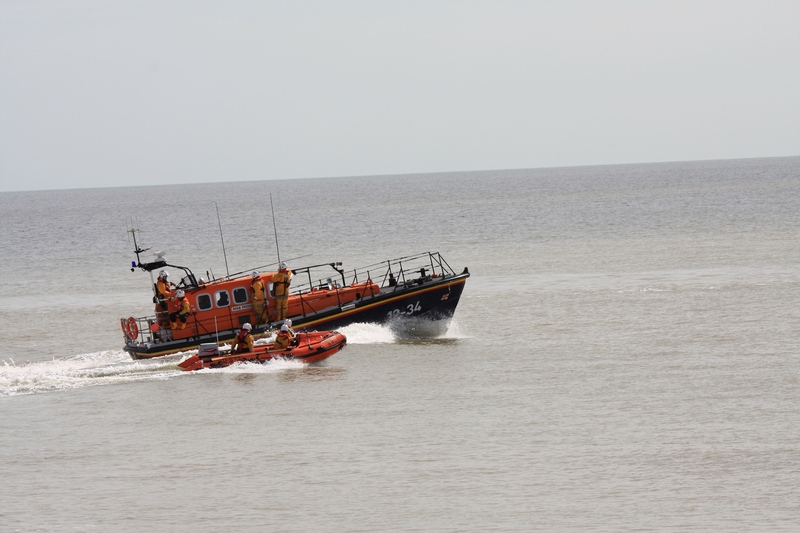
[337,322,396,344]
[0,350,182,397]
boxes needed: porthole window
[197,293,212,311]
[233,287,248,304]
[215,290,230,308]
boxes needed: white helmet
[280,324,289,332]
[242,323,252,331]
[279,262,287,270]
[159,270,168,279]
[284,319,292,327]
[176,289,185,298]
[252,271,259,279]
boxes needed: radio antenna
[270,193,281,263]
[215,202,230,278]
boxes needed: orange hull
[177,331,346,371]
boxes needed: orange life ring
[123,317,139,341]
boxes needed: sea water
[1,157,799,531]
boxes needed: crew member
[272,262,292,321]
[156,270,174,324]
[251,271,267,325]
[274,323,295,350]
[169,289,191,330]
[233,323,254,353]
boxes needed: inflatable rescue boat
[120,228,469,359]
[177,331,346,371]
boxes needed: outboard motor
[197,343,220,357]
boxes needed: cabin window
[233,287,248,304]
[197,293,213,311]
[215,290,230,308]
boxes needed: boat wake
[0,350,185,397]
[0,348,341,396]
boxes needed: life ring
[123,317,139,341]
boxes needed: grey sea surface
[1,157,799,531]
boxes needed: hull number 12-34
[387,301,422,319]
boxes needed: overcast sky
[1,1,798,192]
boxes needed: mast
[128,226,150,269]
[270,193,282,264]
[215,202,231,278]
[128,226,158,298]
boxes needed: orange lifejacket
[176,297,190,315]
[156,279,172,299]
[252,278,266,301]
[272,270,291,297]
[275,330,293,350]
[234,330,254,353]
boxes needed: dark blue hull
[293,272,469,333]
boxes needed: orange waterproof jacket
[272,270,291,298]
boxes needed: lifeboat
[177,330,346,372]
[121,228,469,359]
